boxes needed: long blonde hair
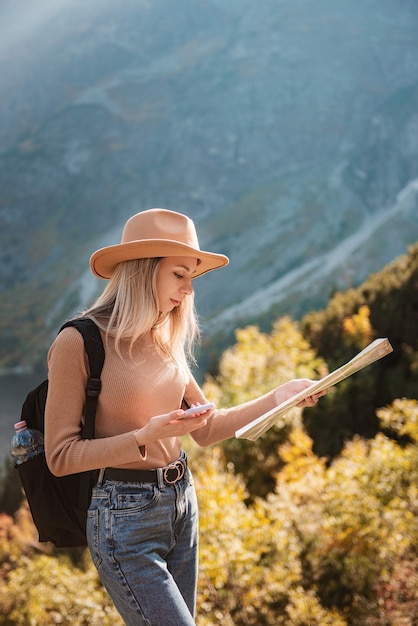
[82,258,200,374]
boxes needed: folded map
[235,337,393,441]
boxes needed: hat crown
[122,209,200,250]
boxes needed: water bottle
[10,420,44,465]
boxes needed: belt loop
[156,468,165,489]
[97,468,105,486]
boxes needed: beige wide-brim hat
[90,208,229,279]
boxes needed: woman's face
[156,256,198,313]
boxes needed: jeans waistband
[99,451,187,487]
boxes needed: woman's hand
[136,404,214,445]
[274,378,327,408]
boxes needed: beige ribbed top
[45,326,277,477]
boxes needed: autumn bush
[193,398,418,624]
[192,444,346,625]
[204,317,327,498]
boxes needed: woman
[45,208,325,625]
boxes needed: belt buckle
[163,460,185,484]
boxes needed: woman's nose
[181,279,193,295]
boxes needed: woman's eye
[174,273,183,279]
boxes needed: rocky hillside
[0,0,418,370]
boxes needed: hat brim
[90,240,229,279]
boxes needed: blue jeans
[87,467,199,625]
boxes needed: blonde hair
[82,258,200,374]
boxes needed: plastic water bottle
[10,420,44,465]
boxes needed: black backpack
[16,318,105,548]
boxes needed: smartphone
[182,403,215,418]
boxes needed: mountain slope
[0,0,418,369]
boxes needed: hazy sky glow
[0,0,82,58]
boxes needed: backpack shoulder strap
[59,318,105,439]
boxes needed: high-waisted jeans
[86,467,199,625]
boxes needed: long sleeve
[45,328,144,476]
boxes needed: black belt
[102,453,187,486]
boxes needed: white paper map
[235,337,393,441]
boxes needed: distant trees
[302,241,418,458]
